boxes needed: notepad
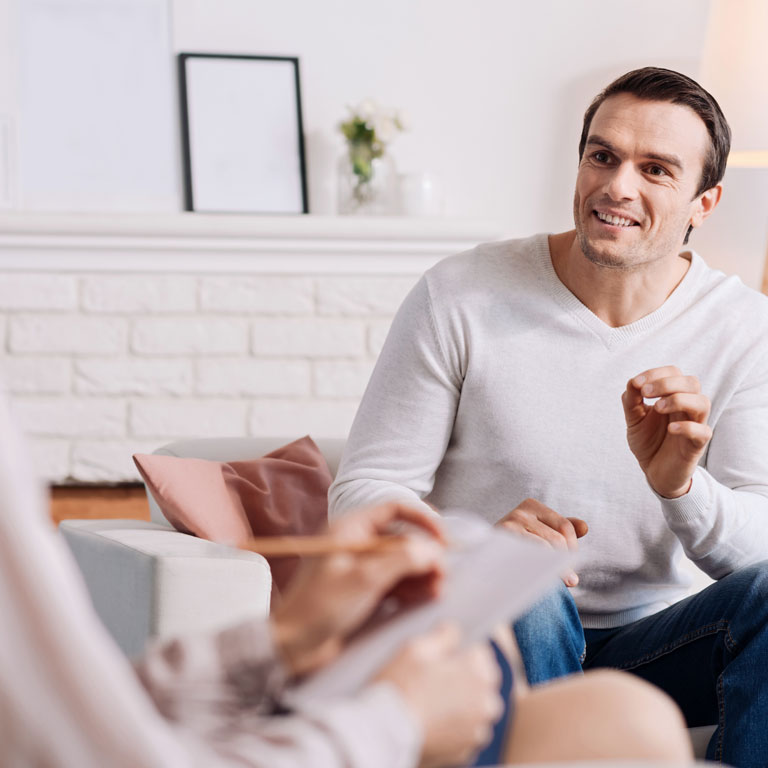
[286,512,572,708]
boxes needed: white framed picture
[178,53,308,214]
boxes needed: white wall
[3,0,763,287]
[2,0,765,288]
[171,0,713,230]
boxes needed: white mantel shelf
[0,212,508,274]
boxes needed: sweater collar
[535,233,705,347]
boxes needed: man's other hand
[499,498,588,587]
[623,366,712,499]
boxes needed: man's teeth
[596,211,635,227]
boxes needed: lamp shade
[699,0,768,166]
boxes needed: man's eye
[593,151,610,163]
[647,165,667,177]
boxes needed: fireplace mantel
[0,212,508,274]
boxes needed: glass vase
[337,147,397,215]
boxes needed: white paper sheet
[286,513,571,708]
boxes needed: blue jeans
[512,562,768,767]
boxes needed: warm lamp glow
[700,0,768,294]
[727,151,768,169]
[700,0,768,157]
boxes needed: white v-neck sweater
[329,234,768,628]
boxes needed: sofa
[60,435,716,759]
[60,436,345,659]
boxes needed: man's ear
[690,184,723,229]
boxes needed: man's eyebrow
[585,135,684,172]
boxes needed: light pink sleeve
[135,618,422,768]
[0,394,421,768]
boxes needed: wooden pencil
[237,534,406,557]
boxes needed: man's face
[573,93,711,270]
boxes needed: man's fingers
[510,498,581,549]
[515,515,571,550]
[654,392,710,423]
[622,383,647,425]
[667,420,713,449]
[640,374,701,398]
[625,368,703,425]
[563,570,579,588]
[567,517,589,538]
[501,520,551,546]
[501,499,587,551]
[632,366,683,387]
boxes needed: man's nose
[605,162,640,201]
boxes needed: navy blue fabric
[470,640,515,766]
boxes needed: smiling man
[329,68,768,766]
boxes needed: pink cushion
[132,436,332,591]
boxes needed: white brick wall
[72,439,161,482]
[251,318,366,357]
[0,271,410,483]
[313,360,376,398]
[0,214,506,484]
[0,274,77,310]
[316,276,415,315]
[75,359,193,396]
[129,399,249,439]
[11,397,125,437]
[195,358,310,396]
[82,276,197,313]
[27,438,71,480]
[200,276,314,314]
[10,315,127,354]
[250,399,360,438]
[1,357,71,393]
[132,317,248,356]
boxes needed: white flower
[394,110,410,132]
[357,100,377,122]
[373,114,397,143]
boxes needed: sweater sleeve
[328,275,462,519]
[659,348,768,579]
[134,618,289,722]
[216,683,422,768]
[135,621,422,768]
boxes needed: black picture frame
[178,53,309,214]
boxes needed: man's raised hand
[622,366,712,499]
[499,498,588,587]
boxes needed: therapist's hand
[376,622,503,768]
[272,502,447,678]
[499,498,587,587]
[622,366,712,499]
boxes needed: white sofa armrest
[60,519,271,658]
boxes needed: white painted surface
[16,0,178,211]
[0,115,16,208]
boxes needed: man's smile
[593,209,641,229]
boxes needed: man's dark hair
[578,68,731,244]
